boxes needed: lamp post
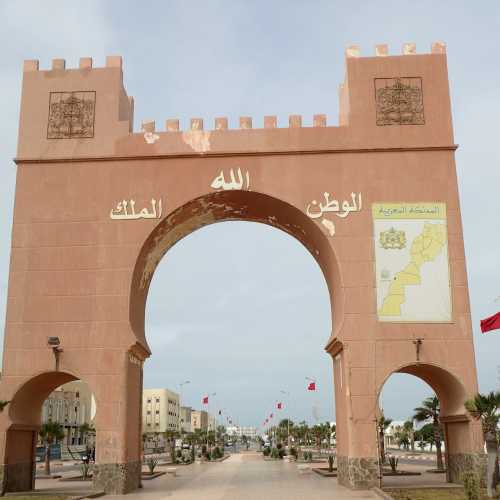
[47,337,62,371]
[207,392,216,449]
[280,390,291,449]
[178,380,190,434]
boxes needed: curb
[372,487,394,500]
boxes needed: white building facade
[226,426,257,439]
[143,388,180,433]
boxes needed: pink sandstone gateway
[0,43,485,493]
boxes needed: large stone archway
[0,43,485,493]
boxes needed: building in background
[41,381,96,446]
[208,414,217,432]
[226,426,257,439]
[143,388,180,433]
[191,410,208,431]
[180,406,192,433]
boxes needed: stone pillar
[337,456,379,489]
[1,429,36,493]
[444,417,487,484]
[92,350,144,494]
[93,462,142,493]
[329,343,379,489]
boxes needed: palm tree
[403,420,415,451]
[39,421,65,475]
[465,391,500,498]
[413,396,444,471]
[79,423,95,445]
[164,430,180,462]
[377,413,392,464]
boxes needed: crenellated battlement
[139,113,328,134]
[23,55,123,72]
[345,41,446,58]
[15,42,454,161]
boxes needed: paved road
[111,453,376,500]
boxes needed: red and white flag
[481,312,500,334]
[202,396,209,405]
[307,381,316,391]
[277,402,283,410]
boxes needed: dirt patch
[385,487,495,500]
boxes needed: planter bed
[35,474,63,480]
[383,486,492,500]
[59,475,93,482]
[141,471,166,480]
[312,467,337,477]
[382,469,421,477]
[206,455,230,463]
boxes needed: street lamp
[47,337,63,370]
[178,380,190,433]
[280,390,291,449]
[207,392,216,448]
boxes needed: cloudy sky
[1,1,499,427]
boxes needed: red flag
[202,396,209,404]
[481,312,500,333]
[307,382,316,391]
[277,402,283,410]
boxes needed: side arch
[128,189,344,352]
[377,362,484,484]
[377,362,469,418]
[1,370,95,493]
[8,370,82,427]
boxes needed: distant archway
[377,363,474,484]
[4,371,96,492]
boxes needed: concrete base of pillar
[337,455,379,489]
[93,462,141,494]
[447,453,487,485]
[0,462,35,494]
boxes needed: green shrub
[276,443,282,450]
[191,446,195,462]
[270,448,280,459]
[176,449,182,458]
[290,447,298,459]
[80,462,91,479]
[278,448,285,459]
[263,447,271,457]
[328,455,334,472]
[462,471,480,500]
[388,455,398,472]
[146,457,159,474]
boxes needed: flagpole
[281,390,291,449]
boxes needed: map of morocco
[379,223,447,317]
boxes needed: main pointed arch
[129,190,344,353]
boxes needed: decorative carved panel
[47,91,96,139]
[375,78,424,126]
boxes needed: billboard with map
[372,203,452,323]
